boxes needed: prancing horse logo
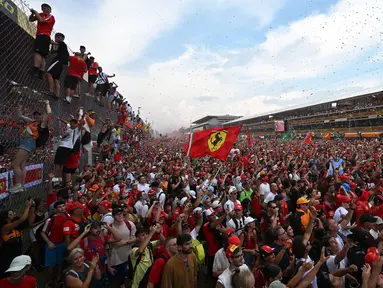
[208,130,227,152]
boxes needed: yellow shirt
[130,240,159,288]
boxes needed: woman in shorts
[10,100,51,193]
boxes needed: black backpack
[81,131,91,145]
[36,123,50,148]
[127,242,154,288]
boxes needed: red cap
[99,200,112,211]
[337,195,352,203]
[68,202,84,213]
[226,244,239,258]
[228,235,241,246]
[241,175,247,181]
[365,251,379,265]
[261,176,268,182]
[340,174,350,180]
[226,228,235,236]
[234,204,243,211]
[148,189,156,196]
[350,182,357,189]
[260,245,274,254]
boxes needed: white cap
[228,186,237,194]
[180,197,188,206]
[204,208,215,217]
[5,255,31,273]
[375,216,383,225]
[193,207,202,213]
[211,200,220,209]
[189,190,196,199]
[244,217,256,226]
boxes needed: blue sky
[25,0,383,131]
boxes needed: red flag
[305,132,313,144]
[124,118,132,129]
[322,133,332,139]
[185,125,242,160]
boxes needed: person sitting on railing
[9,100,51,193]
[29,3,56,79]
[45,32,69,98]
[63,52,87,104]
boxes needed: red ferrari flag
[185,125,242,160]
[305,132,313,144]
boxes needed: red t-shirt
[43,214,68,244]
[80,235,110,272]
[0,275,37,288]
[148,251,171,287]
[36,13,55,36]
[203,222,221,256]
[63,217,84,240]
[67,56,87,78]
[88,62,99,75]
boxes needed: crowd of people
[2,126,383,288]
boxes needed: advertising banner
[0,172,9,194]
[9,163,43,188]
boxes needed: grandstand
[224,88,383,138]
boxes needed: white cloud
[22,0,383,132]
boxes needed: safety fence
[0,0,119,214]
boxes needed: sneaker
[52,177,62,183]
[84,92,91,96]
[65,96,71,104]
[43,90,58,98]
[72,94,80,98]
[9,183,24,193]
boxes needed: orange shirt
[36,13,55,36]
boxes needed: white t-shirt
[110,221,137,266]
[259,183,271,197]
[224,199,241,212]
[113,184,120,195]
[299,256,318,288]
[326,255,346,288]
[218,264,250,288]
[137,183,150,194]
[156,190,166,209]
[333,207,348,223]
[134,200,148,218]
[264,192,276,204]
[213,248,229,273]
[59,125,82,149]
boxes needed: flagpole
[186,131,193,158]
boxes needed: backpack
[192,238,205,265]
[81,131,91,145]
[127,242,154,287]
[35,123,50,148]
[35,214,69,244]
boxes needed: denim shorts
[45,242,67,267]
[19,136,36,153]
